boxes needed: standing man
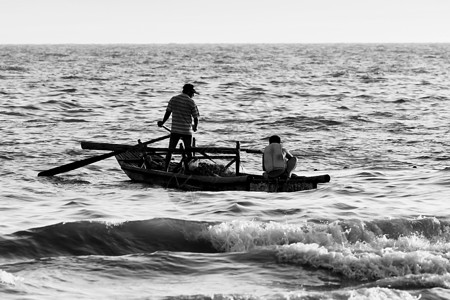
[157,83,200,172]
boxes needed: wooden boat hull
[115,151,330,192]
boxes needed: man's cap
[183,83,199,94]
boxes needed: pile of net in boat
[189,162,235,177]
[142,155,234,176]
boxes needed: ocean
[1,43,450,299]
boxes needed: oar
[37,134,171,177]
[160,125,171,133]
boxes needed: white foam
[348,287,420,300]
[206,219,450,253]
[277,242,450,281]
[0,269,23,285]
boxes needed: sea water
[1,44,450,299]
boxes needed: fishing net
[189,162,235,177]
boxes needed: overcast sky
[1,0,449,44]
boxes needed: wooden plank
[236,141,240,175]
[81,141,133,151]
[224,158,236,171]
[81,141,262,154]
[194,155,236,160]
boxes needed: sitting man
[262,135,298,178]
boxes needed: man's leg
[181,135,193,171]
[165,134,180,172]
[285,157,298,178]
[267,169,285,178]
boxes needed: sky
[0,0,449,44]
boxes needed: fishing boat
[81,140,330,192]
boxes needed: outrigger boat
[80,140,330,192]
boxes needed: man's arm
[157,110,171,127]
[192,117,198,132]
[283,148,294,160]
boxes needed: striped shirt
[167,93,200,135]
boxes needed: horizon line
[2,42,450,46]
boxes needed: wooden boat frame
[80,140,330,192]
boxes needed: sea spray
[205,218,450,282]
[205,217,449,253]
[0,269,23,285]
[276,241,450,280]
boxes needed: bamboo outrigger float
[81,140,330,192]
